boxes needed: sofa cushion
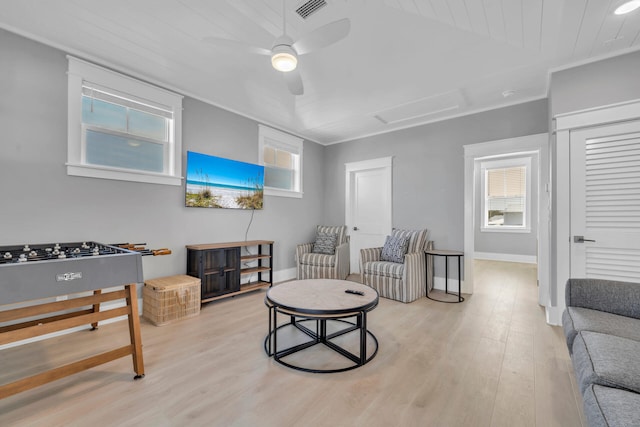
[380,235,410,263]
[312,232,338,255]
[362,261,404,279]
[583,384,640,427]
[565,278,640,319]
[572,331,640,394]
[299,252,336,267]
[563,306,640,353]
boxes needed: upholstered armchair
[296,225,350,280]
[360,229,433,303]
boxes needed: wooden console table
[186,240,273,303]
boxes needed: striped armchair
[296,225,350,280]
[360,229,433,303]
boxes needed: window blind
[82,82,173,119]
[487,167,525,197]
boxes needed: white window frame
[258,124,303,198]
[67,56,183,186]
[480,156,532,233]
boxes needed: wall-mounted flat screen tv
[185,151,264,210]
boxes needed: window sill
[481,226,531,234]
[264,187,303,198]
[67,163,182,186]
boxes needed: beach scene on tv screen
[185,151,264,209]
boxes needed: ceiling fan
[204,0,350,95]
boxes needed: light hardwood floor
[0,260,584,426]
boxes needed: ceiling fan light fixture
[271,45,298,72]
[614,0,640,14]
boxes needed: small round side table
[425,249,464,303]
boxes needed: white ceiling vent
[296,0,327,19]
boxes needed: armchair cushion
[380,235,410,263]
[299,252,336,267]
[362,261,404,279]
[313,232,338,255]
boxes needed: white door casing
[570,121,640,281]
[345,157,393,273]
[464,133,550,298]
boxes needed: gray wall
[324,99,548,275]
[0,29,325,289]
[474,153,538,257]
[549,51,640,117]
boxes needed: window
[258,124,303,198]
[67,56,183,185]
[481,157,531,232]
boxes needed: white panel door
[346,158,392,273]
[570,120,640,281]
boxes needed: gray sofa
[562,278,640,427]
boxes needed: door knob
[353,227,359,231]
[574,235,596,243]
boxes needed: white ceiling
[1,0,639,144]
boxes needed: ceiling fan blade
[283,70,304,95]
[292,18,351,55]
[202,37,271,56]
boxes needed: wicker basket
[143,275,201,326]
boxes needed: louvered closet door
[570,120,640,281]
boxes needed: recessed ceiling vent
[296,0,327,19]
[373,90,466,125]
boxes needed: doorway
[345,157,393,273]
[464,133,550,299]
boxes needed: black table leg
[457,255,462,302]
[445,255,449,294]
[273,307,278,358]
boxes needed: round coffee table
[264,279,379,373]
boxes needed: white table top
[266,279,378,315]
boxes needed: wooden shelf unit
[186,240,273,304]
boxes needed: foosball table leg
[91,289,101,330]
[125,284,145,380]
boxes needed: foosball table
[0,241,146,399]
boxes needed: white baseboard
[241,267,296,285]
[432,276,461,293]
[273,267,296,284]
[545,305,562,326]
[474,252,537,264]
